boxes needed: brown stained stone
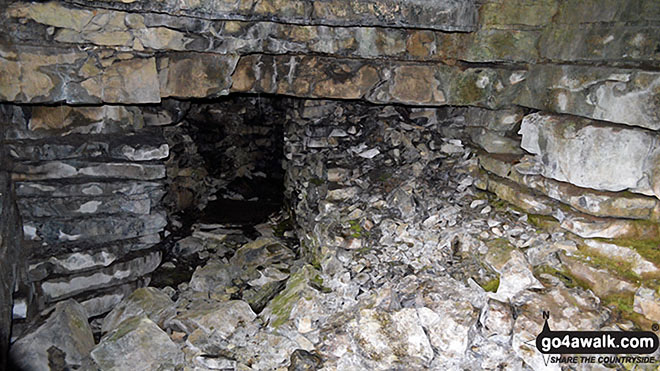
[159,53,239,98]
[311,63,380,100]
[81,57,160,103]
[29,106,75,131]
[7,1,94,32]
[230,55,258,92]
[0,58,23,101]
[231,55,380,99]
[0,50,86,103]
[135,27,190,51]
[406,31,436,59]
[389,65,445,105]
[253,0,306,19]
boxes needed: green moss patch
[480,276,500,292]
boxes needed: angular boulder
[519,112,660,198]
[9,300,95,371]
[91,315,184,370]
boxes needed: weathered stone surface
[634,286,660,322]
[478,172,553,215]
[479,299,514,337]
[29,248,118,281]
[560,253,637,297]
[479,152,660,221]
[79,57,161,104]
[59,0,478,31]
[349,308,433,367]
[232,54,379,100]
[467,128,523,154]
[102,287,175,333]
[0,170,23,369]
[6,2,538,64]
[174,300,257,337]
[552,0,660,24]
[39,251,161,302]
[490,250,543,301]
[462,106,526,133]
[15,180,164,198]
[477,170,660,241]
[480,0,558,29]
[23,211,166,243]
[18,194,153,218]
[159,53,239,98]
[0,45,162,104]
[77,279,148,318]
[367,64,526,108]
[7,134,168,162]
[7,105,145,140]
[13,161,166,181]
[516,66,660,131]
[233,54,526,108]
[262,264,317,328]
[519,112,660,198]
[9,300,94,371]
[92,315,184,370]
[581,239,660,278]
[0,49,85,103]
[540,24,660,64]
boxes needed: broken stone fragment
[634,286,660,322]
[349,308,434,367]
[101,287,176,333]
[10,299,95,371]
[91,315,184,370]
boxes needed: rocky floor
[10,141,660,371]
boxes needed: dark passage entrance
[151,96,295,289]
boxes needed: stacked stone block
[2,105,169,327]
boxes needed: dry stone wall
[1,104,169,335]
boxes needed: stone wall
[2,105,169,333]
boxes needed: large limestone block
[39,251,161,302]
[56,0,478,31]
[516,65,660,130]
[519,112,660,198]
[13,161,166,181]
[102,287,175,333]
[159,53,239,98]
[9,300,95,371]
[478,152,660,221]
[79,57,161,104]
[91,315,184,370]
[232,54,526,108]
[6,105,145,140]
[540,23,660,64]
